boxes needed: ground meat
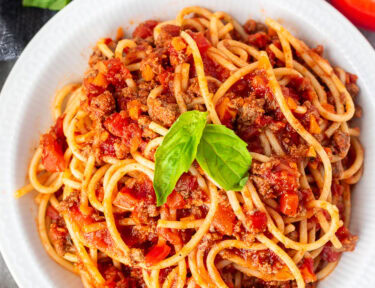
[251,157,300,199]
[133,202,159,224]
[59,192,80,212]
[48,223,70,256]
[174,173,206,205]
[147,93,179,127]
[138,81,159,102]
[222,249,284,276]
[346,82,359,98]
[155,24,181,47]
[288,144,309,158]
[186,77,217,99]
[331,130,350,158]
[89,47,106,67]
[92,131,130,162]
[137,115,158,139]
[129,248,146,266]
[116,87,139,110]
[89,91,116,120]
[235,97,265,126]
[247,32,270,49]
[332,160,344,179]
[243,19,267,34]
[140,48,169,76]
[355,105,362,118]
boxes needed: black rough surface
[0,1,56,61]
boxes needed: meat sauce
[40,16,360,287]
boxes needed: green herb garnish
[154,111,252,206]
[23,0,71,10]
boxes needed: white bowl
[1,0,375,287]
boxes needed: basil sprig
[23,0,71,10]
[196,124,252,191]
[154,111,208,206]
[154,111,252,206]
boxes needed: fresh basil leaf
[23,0,71,10]
[154,111,208,206]
[196,124,252,191]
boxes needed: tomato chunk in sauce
[145,243,171,266]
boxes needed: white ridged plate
[0,0,375,287]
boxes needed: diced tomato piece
[113,187,140,209]
[260,158,300,196]
[158,71,174,87]
[279,192,299,216]
[322,244,341,262]
[104,58,131,88]
[212,203,236,235]
[83,77,105,98]
[247,32,270,49]
[103,38,113,45]
[100,134,117,157]
[336,226,350,241]
[175,173,198,193]
[104,112,138,138]
[335,226,358,251]
[132,20,159,39]
[247,210,267,232]
[127,100,142,121]
[145,243,171,266]
[40,132,66,172]
[46,205,60,220]
[158,227,182,245]
[104,112,141,151]
[69,205,94,225]
[54,115,65,140]
[187,31,211,54]
[250,72,270,98]
[91,72,109,88]
[166,190,186,209]
[201,54,230,82]
[299,257,317,283]
[84,228,115,251]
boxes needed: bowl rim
[1,0,375,287]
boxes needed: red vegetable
[166,190,186,209]
[212,203,236,235]
[299,257,317,283]
[46,205,60,220]
[279,192,299,216]
[145,243,171,266]
[132,20,159,38]
[330,0,375,30]
[247,210,267,232]
[322,245,341,262]
[113,187,140,209]
[40,132,66,172]
[158,227,182,245]
[104,112,141,151]
[187,31,211,54]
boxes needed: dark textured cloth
[0,1,56,61]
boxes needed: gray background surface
[0,7,374,288]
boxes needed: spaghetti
[17,6,363,288]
